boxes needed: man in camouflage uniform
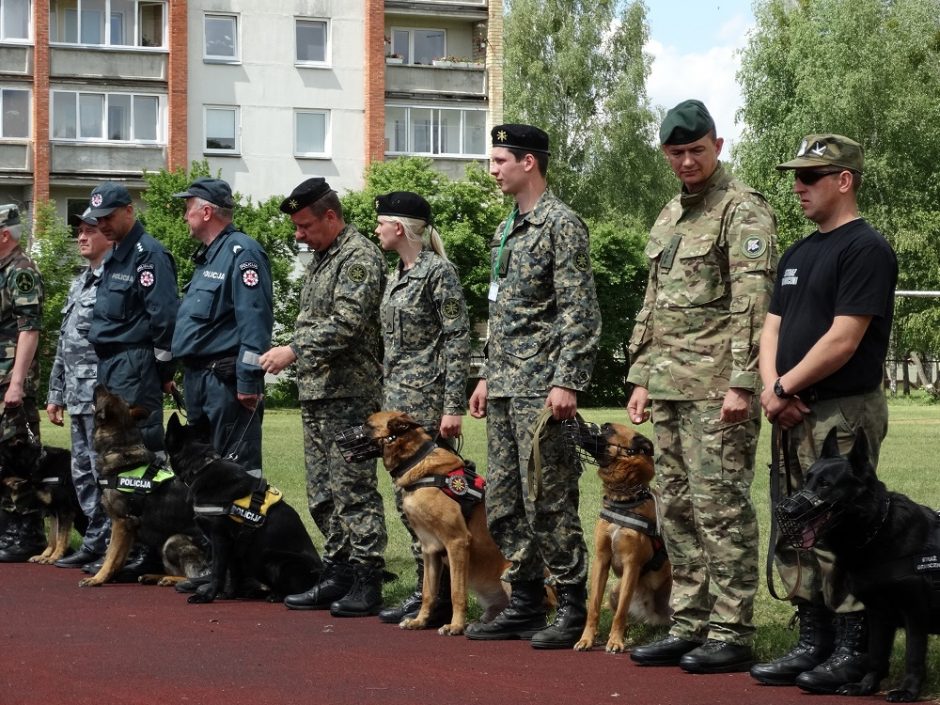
[0,204,46,563]
[626,100,777,672]
[45,209,112,567]
[466,124,601,649]
[751,135,897,694]
[260,178,387,617]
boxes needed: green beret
[660,99,716,145]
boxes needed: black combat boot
[284,559,354,610]
[464,580,547,640]
[330,563,384,617]
[0,511,47,562]
[795,611,868,694]
[0,511,17,550]
[530,583,587,649]
[379,563,424,624]
[750,600,836,685]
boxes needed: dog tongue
[800,527,816,549]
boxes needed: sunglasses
[794,169,844,185]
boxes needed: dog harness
[601,491,668,575]
[403,464,486,521]
[99,462,175,494]
[192,479,283,528]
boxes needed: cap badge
[809,142,827,156]
[289,199,298,210]
[496,130,507,142]
[91,193,103,207]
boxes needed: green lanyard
[492,206,518,281]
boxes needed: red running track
[1,564,868,705]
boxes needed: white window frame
[294,109,330,158]
[48,0,165,48]
[204,105,239,155]
[385,104,487,158]
[203,12,239,63]
[0,0,31,42]
[50,89,163,143]
[389,27,446,66]
[294,17,329,67]
[0,86,30,138]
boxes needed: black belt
[802,384,880,403]
[183,353,237,370]
[93,342,149,359]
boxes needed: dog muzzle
[335,424,383,463]
[560,419,653,467]
[776,489,841,549]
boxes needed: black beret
[374,191,432,223]
[279,177,333,215]
[660,100,716,145]
[173,177,235,209]
[87,182,133,217]
[491,123,551,155]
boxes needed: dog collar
[600,495,659,537]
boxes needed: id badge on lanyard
[490,207,518,301]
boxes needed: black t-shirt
[769,218,897,398]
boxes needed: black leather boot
[284,559,354,610]
[750,600,835,685]
[0,512,47,563]
[530,583,587,649]
[113,543,164,582]
[330,564,384,617]
[379,562,424,624]
[795,611,868,694]
[0,512,15,549]
[465,580,547,640]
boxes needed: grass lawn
[42,399,940,692]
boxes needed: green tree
[736,0,940,356]
[27,201,82,403]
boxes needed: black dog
[777,427,940,702]
[164,413,321,603]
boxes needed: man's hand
[3,381,24,407]
[719,388,752,424]
[469,379,488,419]
[545,386,577,421]
[46,403,64,426]
[260,346,297,375]
[238,392,262,411]
[439,414,463,438]
[627,385,650,425]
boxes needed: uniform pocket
[105,280,132,320]
[628,309,652,356]
[189,278,222,320]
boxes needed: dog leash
[220,398,262,463]
[766,423,801,601]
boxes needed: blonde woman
[373,191,470,626]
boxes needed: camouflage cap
[777,134,864,173]
[374,191,431,223]
[0,204,20,227]
[279,177,333,215]
[491,123,551,155]
[173,177,235,209]
[660,99,716,145]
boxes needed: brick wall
[167,0,188,170]
[487,0,504,130]
[31,0,49,204]
[364,0,385,165]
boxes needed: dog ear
[820,426,841,459]
[849,427,871,476]
[128,405,151,422]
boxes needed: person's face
[183,198,212,239]
[374,217,402,251]
[661,133,723,192]
[77,223,110,263]
[489,147,531,196]
[792,169,847,224]
[291,208,337,252]
[95,204,135,242]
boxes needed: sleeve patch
[742,236,767,259]
[574,251,591,272]
[441,297,461,320]
[14,270,35,293]
[241,267,260,288]
[138,270,155,287]
[347,263,367,284]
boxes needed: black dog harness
[403,465,486,522]
[192,478,282,528]
[601,491,668,575]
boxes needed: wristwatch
[773,378,792,399]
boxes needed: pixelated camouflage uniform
[482,190,601,587]
[47,264,110,553]
[627,163,777,645]
[291,224,387,569]
[0,246,43,514]
[382,249,469,564]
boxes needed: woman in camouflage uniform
[372,191,470,626]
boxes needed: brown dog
[567,420,672,653]
[366,411,510,636]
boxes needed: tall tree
[737,0,940,357]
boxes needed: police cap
[374,191,432,223]
[87,182,133,218]
[491,123,551,155]
[173,177,235,209]
[279,177,334,215]
[660,100,716,145]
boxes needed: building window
[294,110,328,157]
[205,106,238,153]
[204,13,237,61]
[0,0,30,41]
[390,28,445,65]
[49,0,165,47]
[385,105,486,157]
[296,18,328,64]
[51,90,161,142]
[0,88,29,138]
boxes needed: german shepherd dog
[0,406,84,564]
[79,386,206,587]
[562,419,672,653]
[164,413,322,603]
[338,411,511,635]
[776,427,940,702]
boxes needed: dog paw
[78,577,102,587]
[886,690,917,703]
[604,640,627,654]
[438,624,465,636]
[399,618,426,631]
[573,639,593,652]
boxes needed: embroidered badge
[347,263,367,284]
[574,252,590,272]
[742,236,767,259]
[289,199,299,210]
[446,474,469,496]
[496,129,508,142]
[441,297,461,320]
[14,270,34,293]
[91,193,103,208]
[242,268,259,287]
[139,270,155,287]
[374,198,380,210]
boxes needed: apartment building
[0,0,502,224]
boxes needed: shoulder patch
[347,262,367,284]
[742,236,767,260]
[441,297,461,320]
[241,263,260,288]
[574,251,591,272]
[14,270,35,293]
[138,269,155,288]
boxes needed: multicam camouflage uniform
[483,191,600,587]
[627,163,777,645]
[47,264,110,554]
[382,249,469,563]
[291,224,387,569]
